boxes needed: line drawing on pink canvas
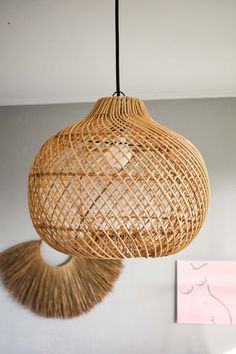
[177,261,236,324]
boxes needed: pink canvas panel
[177,261,236,324]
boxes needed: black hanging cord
[115,0,120,95]
[113,0,125,97]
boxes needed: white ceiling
[1,0,236,106]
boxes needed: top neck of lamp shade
[87,96,152,120]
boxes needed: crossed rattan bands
[28,96,210,259]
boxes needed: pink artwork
[177,261,236,324]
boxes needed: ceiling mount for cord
[112,91,125,96]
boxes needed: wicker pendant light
[28,96,210,259]
[28,0,210,259]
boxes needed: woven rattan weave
[28,96,210,259]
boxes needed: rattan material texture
[0,240,122,318]
[29,96,210,259]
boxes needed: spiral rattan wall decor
[0,240,122,318]
[28,96,210,259]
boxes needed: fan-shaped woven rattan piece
[0,240,122,318]
[29,96,210,259]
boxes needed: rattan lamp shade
[28,96,210,259]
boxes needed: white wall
[0,97,236,354]
[1,0,236,105]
